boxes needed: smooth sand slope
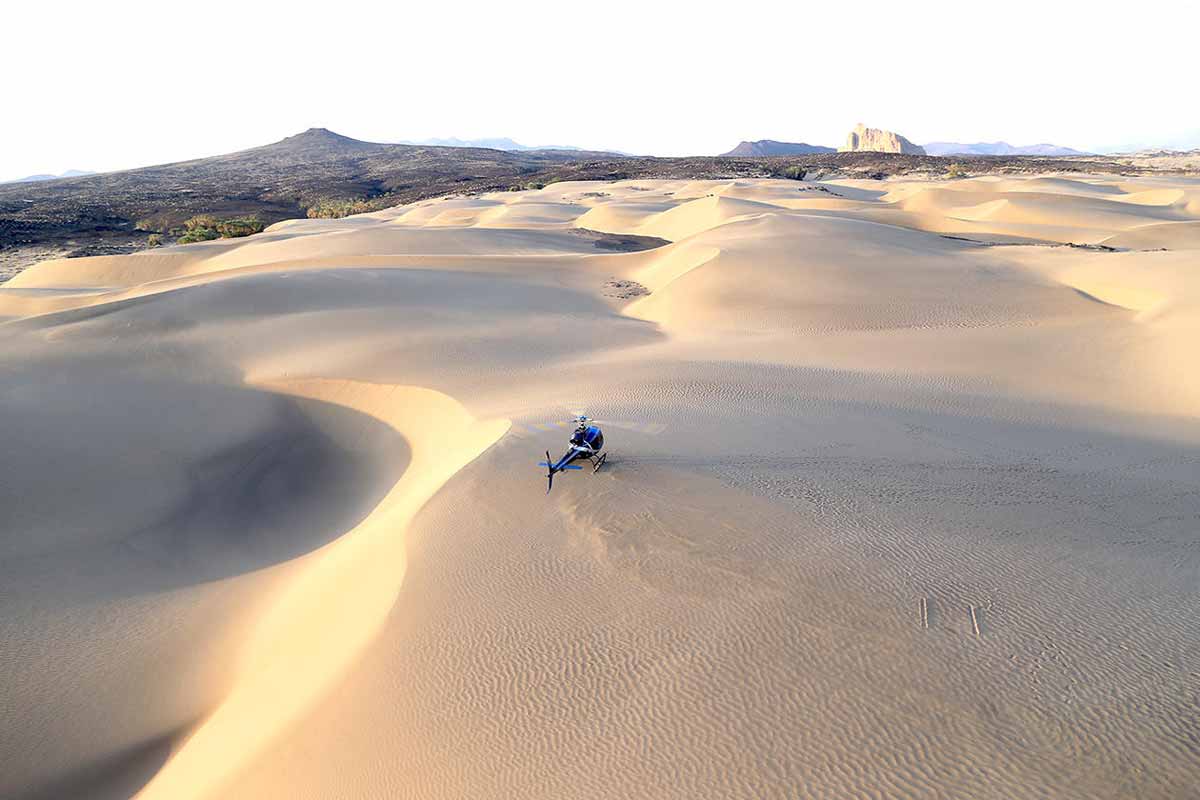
[2,175,1199,799]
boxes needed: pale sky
[4,0,1197,180]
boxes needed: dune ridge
[133,380,508,800]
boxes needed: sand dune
[2,174,1199,799]
[630,195,781,241]
[1102,219,1200,250]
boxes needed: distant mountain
[5,169,95,184]
[1110,147,1200,158]
[720,140,836,157]
[924,142,1089,157]
[401,136,616,153]
[402,136,561,151]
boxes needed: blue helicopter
[538,416,607,492]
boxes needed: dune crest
[134,380,508,800]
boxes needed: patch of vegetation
[215,216,265,238]
[305,197,376,219]
[945,163,968,178]
[175,214,265,244]
[772,165,807,180]
[508,176,571,192]
[146,233,164,248]
[176,222,219,244]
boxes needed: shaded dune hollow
[1,174,1199,800]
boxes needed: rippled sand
[2,175,1199,799]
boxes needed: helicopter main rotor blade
[526,417,665,435]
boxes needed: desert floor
[2,175,1199,799]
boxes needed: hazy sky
[4,0,1197,179]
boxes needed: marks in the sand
[916,595,988,639]
[968,604,983,637]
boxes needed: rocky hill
[839,124,925,155]
[0,129,616,274]
[720,140,836,157]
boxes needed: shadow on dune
[17,731,179,800]
[0,379,410,604]
[121,391,412,591]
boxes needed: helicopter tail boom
[539,450,584,492]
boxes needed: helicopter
[538,416,607,492]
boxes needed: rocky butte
[839,123,926,155]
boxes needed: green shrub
[147,233,164,248]
[177,226,219,244]
[175,214,264,244]
[945,163,967,179]
[185,214,219,230]
[214,216,265,238]
[305,198,375,219]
